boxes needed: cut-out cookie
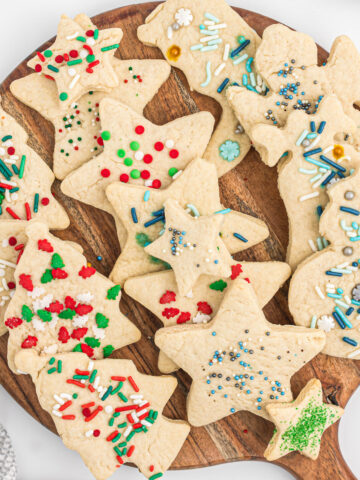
[11,59,171,180]
[27,14,123,110]
[60,99,214,238]
[155,278,326,426]
[144,199,233,295]
[106,158,269,285]
[0,102,69,226]
[4,222,140,373]
[289,167,360,359]
[0,221,27,336]
[251,95,360,270]
[138,0,266,177]
[15,350,190,480]
[227,24,360,165]
[264,378,343,461]
[124,261,291,373]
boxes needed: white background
[1,0,360,479]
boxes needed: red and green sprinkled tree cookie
[15,350,190,480]
[228,24,360,160]
[155,279,326,426]
[0,101,69,226]
[138,0,266,177]
[0,221,28,336]
[11,59,171,180]
[105,158,269,285]
[27,14,123,111]
[60,99,214,244]
[4,221,140,373]
[125,261,291,373]
[264,378,343,461]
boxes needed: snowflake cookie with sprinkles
[289,167,360,359]
[155,278,326,426]
[124,261,291,373]
[27,14,123,111]
[11,59,171,180]
[0,102,69,226]
[227,24,360,165]
[250,95,360,271]
[138,0,265,177]
[5,222,140,373]
[60,99,214,245]
[264,379,343,461]
[105,158,269,285]
[14,351,190,480]
[0,221,28,336]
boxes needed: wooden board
[0,3,359,479]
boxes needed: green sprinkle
[47,367,57,374]
[111,433,121,443]
[168,167,178,177]
[72,344,82,352]
[113,412,121,418]
[76,36,86,42]
[59,92,68,101]
[89,369,97,383]
[117,422,127,428]
[94,29,99,40]
[135,232,151,247]
[37,309,52,322]
[149,473,163,480]
[101,130,111,141]
[1,135,12,142]
[85,337,100,348]
[44,50,53,58]
[19,155,26,179]
[49,357,56,365]
[67,59,83,66]
[114,446,122,456]
[101,385,113,401]
[106,285,121,300]
[145,416,154,424]
[72,393,78,399]
[130,141,140,151]
[153,411,158,420]
[22,305,34,322]
[118,392,128,403]
[57,360,62,373]
[117,442,127,448]
[101,43,119,52]
[209,279,227,292]
[111,382,123,396]
[41,269,53,284]
[130,169,140,179]
[126,431,135,442]
[117,149,125,158]
[109,417,115,427]
[33,193,39,213]
[124,158,133,166]
[103,345,114,357]
[96,312,109,328]
[59,309,76,319]
[51,253,65,268]
[73,374,89,380]
[47,65,59,72]
[86,54,95,63]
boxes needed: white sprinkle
[88,360,94,371]
[85,430,93,437]
[299,191,319,202]
[348,348,360,358]
[134,151,144,161]
[86,37,95,46]
[52,410,62,417]
[167,26,173,40]
[308,239,317,252]
[200,34,219,43]
[223,43,230,61]
[214,62,226,76]
[323,145,334,154]
[130,394,143,399]
[315,286,325,299]
[165,139,174,148]
[60,393,72,400]
[66,32,79,40]
[54,394,64,404]
[304,135,321,151]
[141,420,152,427]
[124,426,132,437]
[105,405,113,414]
[208,23,227,30]
[68,68,76,77]
[69,74,80,90]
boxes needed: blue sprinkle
[215,208,231,214]
[230,408,235,413]
[326,271,343,277]
[143,191,150,202]
[212,331,216,336]
[340,206,360,216]
[97,256,102,261]
[332,311,345,329]
[343,337,358,347]
[317,121,326,133]
[131,207,138,224]
[233,232,248,242]
[303,147,323,157]
[230,39,250,58]
[144,215,165,228]
[217,78,229,93]
[346,307,355,316]
[310,121,316,132]
[319,155,346,172]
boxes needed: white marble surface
[1,0,360,479]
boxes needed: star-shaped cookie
[125,261,291,373]
[0,101,69,226]
[251,95,360,270]
[27,14,123,110]
[105,158,269,285]
[15,350,190,480]
[138,0,264,177]
[144,199,233,295]
[155,278,326,426]
[264,378,343,461]
[5,222,140,373]
[11,59,171,179]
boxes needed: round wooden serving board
[0,3,359,479]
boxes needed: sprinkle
[335,306,353,328]
[128,376,139,392]
[33,193,39,213]
[223,43,230,61]
[310,121,316,132]
[131,207,138,224]
[299,191,319,202]
[233,53,248,65]
[214,208,231,214]
[143,191,150,202]
[303,157,330,170]
[233,233,248,243]
[347,348,360,358]
[319,155,346,172]
[190,44,203,51]
[310,316,317,328]
[217,78,229,93]
[343,337,358,346]
[144,215,165,228]
[201,61,212,87]
[6,207,20,220]
[303,148,322,157]
[230,39,250,58]
[101,44,119,52]
[340,206,360,216]
[332,311,345,329]
[186,204,199,217]
[214,62,226,76]
[318,121,326,133]
[315,286,325,299]
[69,74,80,89]
[326,271,342,277]
[308,239,317,252]
[204,12,219,22]
[296,129,309,146]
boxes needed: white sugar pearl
[80,49,87,58]
[68,68,76,77]
[134,151,144,161]
[105,405,113,414]
[87,37,95,46]
[0,269,5,277]
[165,139,174,148]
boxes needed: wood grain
[0,3,358,479]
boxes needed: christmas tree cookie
[289,167,360,359]
[249,95,360,270]
[125,261,291,373]
[4,222,140,373]
[105,158,269,285]
[155,278,326,426]
[264,379,343,461]
[0,102,69,226]
[227,24,360,164]
[27,14,123,110]
[11,59,171,179]
[138,0,265,177]
[145,199,234,296]
[0,221,27,336]
[60,99,214,238]
[15,350,190,480]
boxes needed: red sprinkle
[106,430,119,442]
[101,168,111,178]
[7,282,16,290]
[71,327,88,340]
[116,456,124,465]
[83,44,93,55]
[52,268,68,280]
[111,376,126,381]
[81,401,95,409]
[85,406,103,422]
[86,29,94,37]
[5,317,23,329]
[97,137,104,146]
[67,379,85,388]
[37,51,45,62]
[159,290,176,304]
[127,445,135,457]
[41,197,50,206]
[69,49,78,58]
[93,429,100,437]
[143,154,153,164]
[128,376,139,392]
[79,266,96,279]
[169,149,179,158]
[231,264,243,280]
[65,296,76,310]
[154,141,164,151]
[7,147,15,155]
[75,370,89,376]
[6,207,20,219]
[88,60,100,69]
[21,335,38,348]
[8,237,17,246]
[177,311,191,324]
[25,202,32,221]
[34,64,42,72]
[82,408,92,418]
[19,273,33,292]
[15,244,24,251]
[115,405,138,413]
[119,173,129,183]
[75,304,93,316]
[141,170,150,179]
[81,343,94,358]
[47,301,63,313]
[152,179,161,189]
[62,415,76,420]
[38,238,54,252]
[150,465,155,472]
[197,302,213,315]
[55,55,64,63]
[58,326,70,344]
[135,125,145,135]
[162,307,179,319]
[59,400,72,412]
